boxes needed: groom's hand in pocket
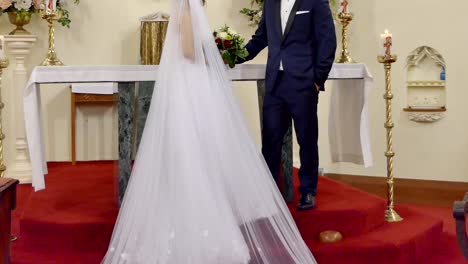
[314,83,320,92]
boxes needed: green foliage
[239,0,264,27]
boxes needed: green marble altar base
[118,80,294,203]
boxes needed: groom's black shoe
[297,193,316,211]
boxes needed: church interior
[1,0,468,263]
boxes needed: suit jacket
[243,0,337,92]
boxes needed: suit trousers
[262,70,320,196]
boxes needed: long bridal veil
[102,0,316,263]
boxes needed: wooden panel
[74,93,118,103]
[71,91,118,165]
[327,173,468,207]
[0,178,19,264]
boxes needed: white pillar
[4,35,37,183]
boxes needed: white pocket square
[296,11,310,15]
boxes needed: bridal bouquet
[0,0,80,28]
[213,25,249,69]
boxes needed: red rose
[224,40,232,48]
[215,38,222,47]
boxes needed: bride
[102,0,316,263]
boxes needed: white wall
[1,0,467,182]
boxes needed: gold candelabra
[336,12,355,63]
[40,7,64,66]
[0,58,8,178]
[378,54,403,223]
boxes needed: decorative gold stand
[336,13,355,63]
[40,9,64,66]
[0,58,9,179]
[8,12,32,36]
[378,54,403,223]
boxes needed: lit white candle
[45,0,50,10]
[339,0,349,14]
[52,0,57,11]
[0,36,5,59]
[380,29,393,57]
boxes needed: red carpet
[9,162,466,263]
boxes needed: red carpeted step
[12,162,456,264]
[288,176,387,239]
[19,163,386,251]
[308,205,444,264]
[17,162,118,251]
[12,247,104,264]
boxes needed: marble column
[256,80,294,202]
[117,81,155,203]
[117,82,135,204]
[135,81,154,150]
[4,35,37,183]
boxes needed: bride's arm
[181,9,195,60]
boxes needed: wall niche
[404,46,447,123]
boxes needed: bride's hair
[202,0,206,5]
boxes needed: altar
[23,63,373,201]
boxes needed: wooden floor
[326,174,468,207]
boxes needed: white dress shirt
[280,0,296,70]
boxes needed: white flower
[218,32,228,40]
[13,0,32,10]
[228,28,237,35]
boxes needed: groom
[241,0,336,210]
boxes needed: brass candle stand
[336,12,355,63]
[40,7,64,66]
[378,54,403,223]
[0,58,9,178]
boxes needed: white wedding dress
[102,0,316,263]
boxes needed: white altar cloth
[23,63,373,191]
[71,83,118,94]
[328,66,373,168]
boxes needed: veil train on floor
[101,0,317,263]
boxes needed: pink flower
[0,0,12,10]
[33,0,41,9]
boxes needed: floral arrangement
[0,0,80,27]
[239,0,263,26]
[213,25,249,68]
[240,0,338,26]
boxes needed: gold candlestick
[0,58,9,178]
[40,7,64,66]
[336,12,355,63]
[378,54,403,223]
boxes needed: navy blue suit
[242,0,336,196]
